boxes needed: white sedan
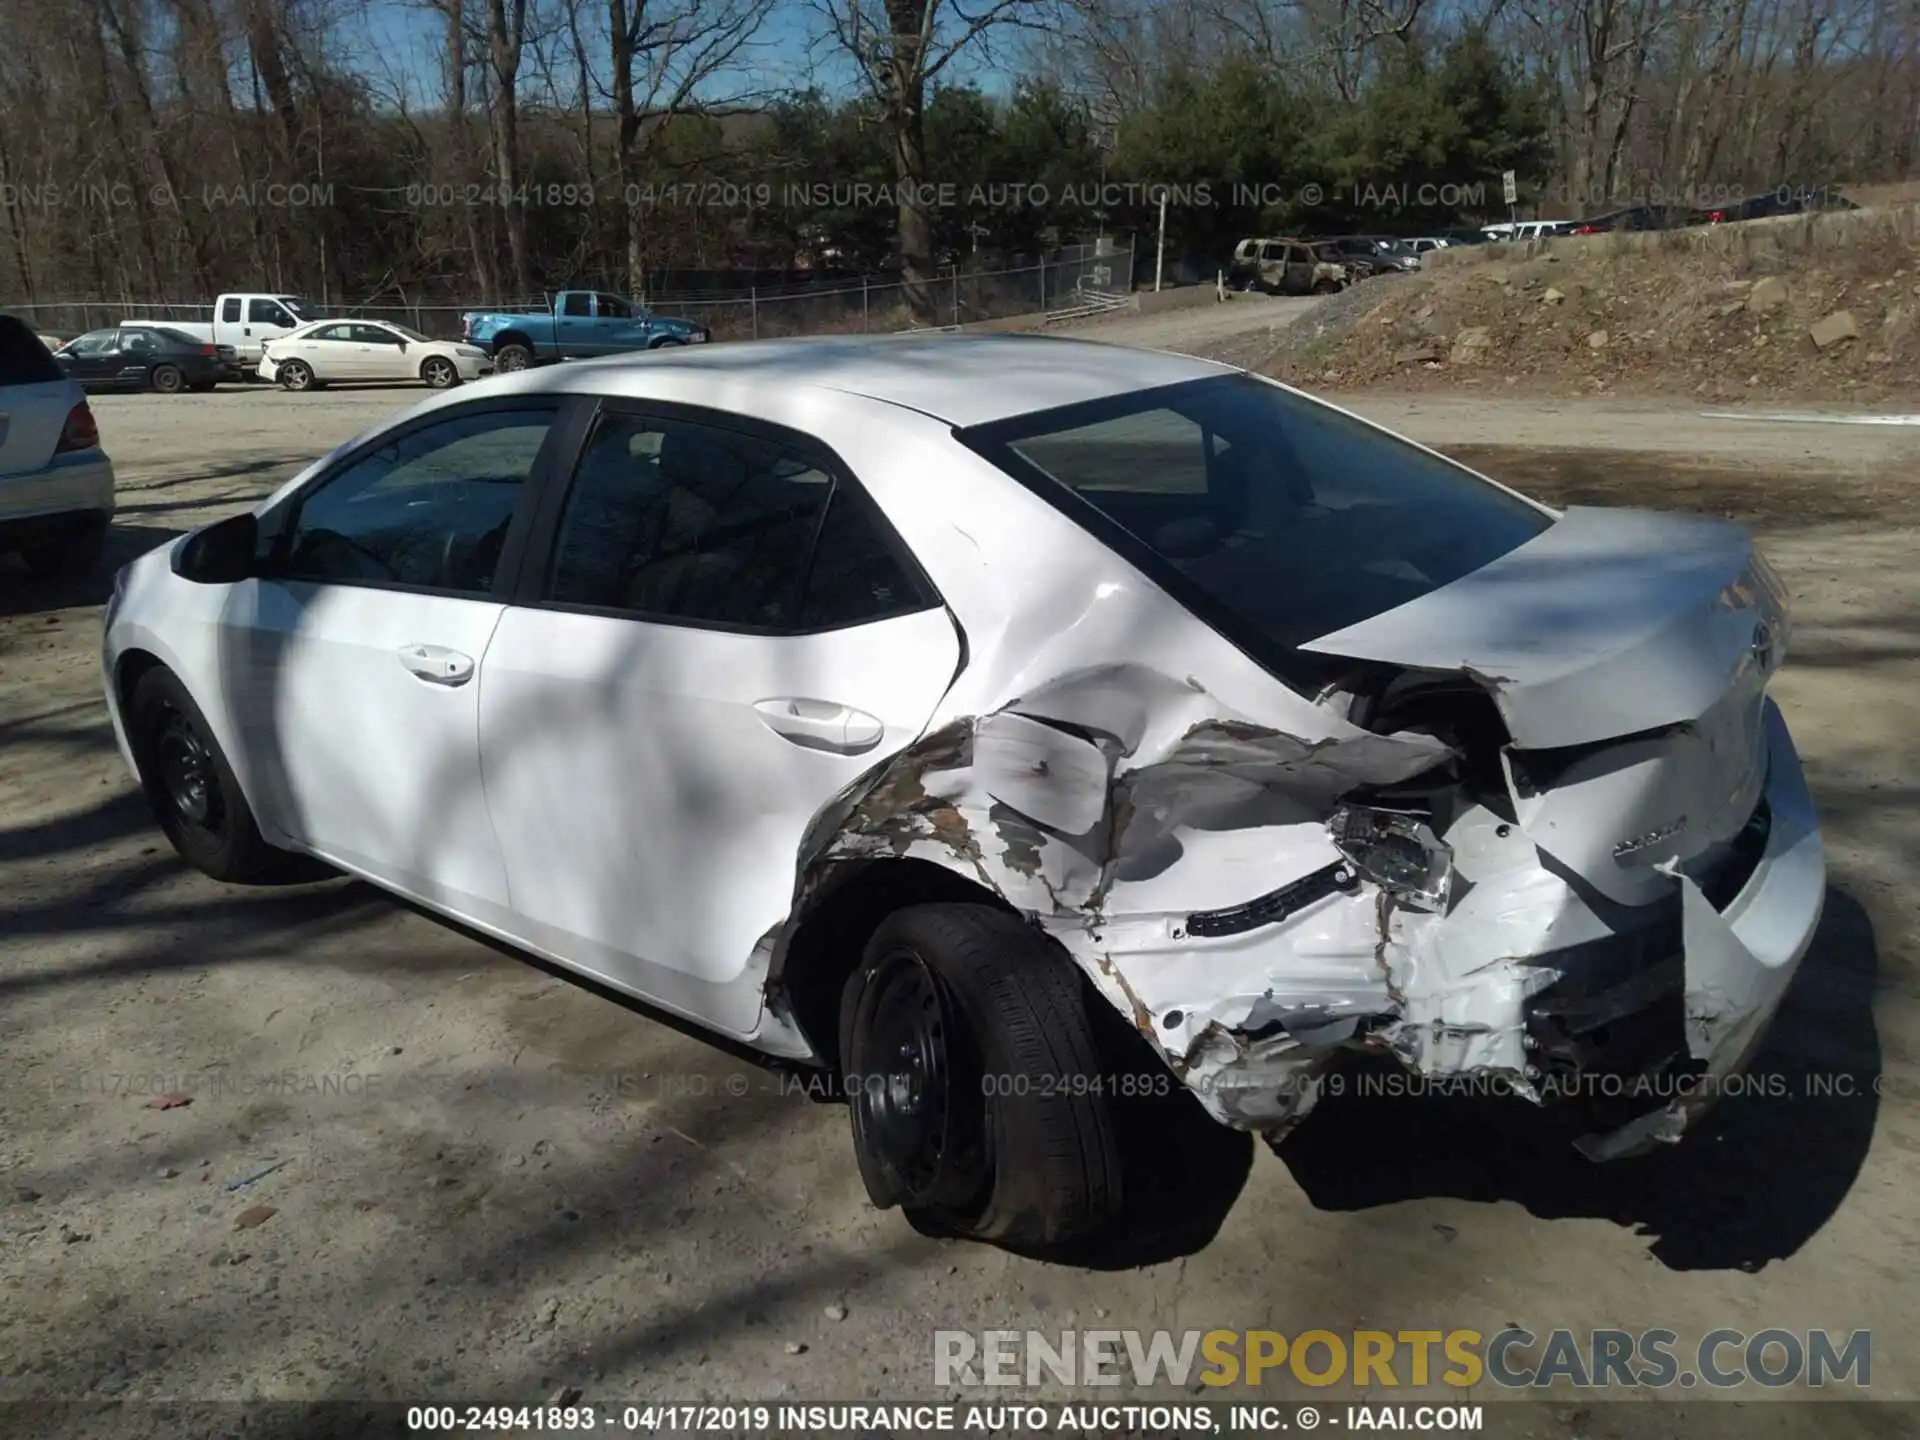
[100,335,1824,1248]
[258,319,492,391]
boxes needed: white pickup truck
[123,292,319,375]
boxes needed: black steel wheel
[128,667,285,882]
[839,903,1123,1249]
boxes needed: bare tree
[812,0,1054,318]
[603,0,775,293]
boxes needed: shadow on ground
[1277,884,1881,1272]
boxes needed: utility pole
[1154,186,1168,292]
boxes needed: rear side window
[222,298,242,323]
[796,484,934,629]
[561,294,592,317]
[959,374,1552,687]
[546,411,931,631]
[0,316,62,385]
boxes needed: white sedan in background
[259,319,493,392]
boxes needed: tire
[651,337,687,349]
[420,355,460,389]
[494,343,533,372]
[150,363,185,395]
[127,667,285,883]
[277,359,315,392]
[839,903,1123,1249]
[19,517,106,579]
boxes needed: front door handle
[398,643,475,686]
[753,698,884,754]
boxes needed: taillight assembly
[199,344,219,357]
[55,400,100,454]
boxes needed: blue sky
[343,0,1014,111]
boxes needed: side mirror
[172,512,259,585]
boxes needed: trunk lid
[1302,506,1788,902]
[1301,506,1786,750]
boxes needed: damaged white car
[102,335,1824,1247]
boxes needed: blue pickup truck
[459,290,711,371]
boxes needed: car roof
[540,333,1235,428]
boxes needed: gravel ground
[1,326,1916,1436]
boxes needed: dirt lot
[2,364,1917,1436]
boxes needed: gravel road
[1,316,1916,1435]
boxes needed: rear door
[299,323,364,380]
[476,401,962,1033]
[112,327,162,387]
[0,318,79,478]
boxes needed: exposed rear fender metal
[762,512,1821,1163]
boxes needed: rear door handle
[753,698,884,753]
[398,643,475,686]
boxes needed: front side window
[276,406,556,595]
[545,412,929,631]
[307,324,353,343]
[66,330,117,355]
[958,374,1553,686]
[594,294,632,320]
[352,324,402,345]
[249,299,293,326]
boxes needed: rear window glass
[0,316,62,385]
[957,374,1553,687]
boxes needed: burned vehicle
[102,335,1823,1248]
[1228,237,1349,294]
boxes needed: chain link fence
[3,244,1138,344]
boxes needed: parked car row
[25,287,715,399]
[1227,234,1447,293]
[1486,186,1858,241]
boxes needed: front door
[221,400,564,916]
[476,403,961,1034]
[349,323,411,381]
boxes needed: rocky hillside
[1264,207,1920,404]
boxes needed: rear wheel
[277,359,315,392]
[150,363,185,394]
[839,903,1123,1249]
[420,355,459,389]
[494,343,533,372]
[128,668,287,882]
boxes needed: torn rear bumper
[1073,700,1824,1159]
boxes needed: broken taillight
[1328,803,1454,912]
[55,400,100,454]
